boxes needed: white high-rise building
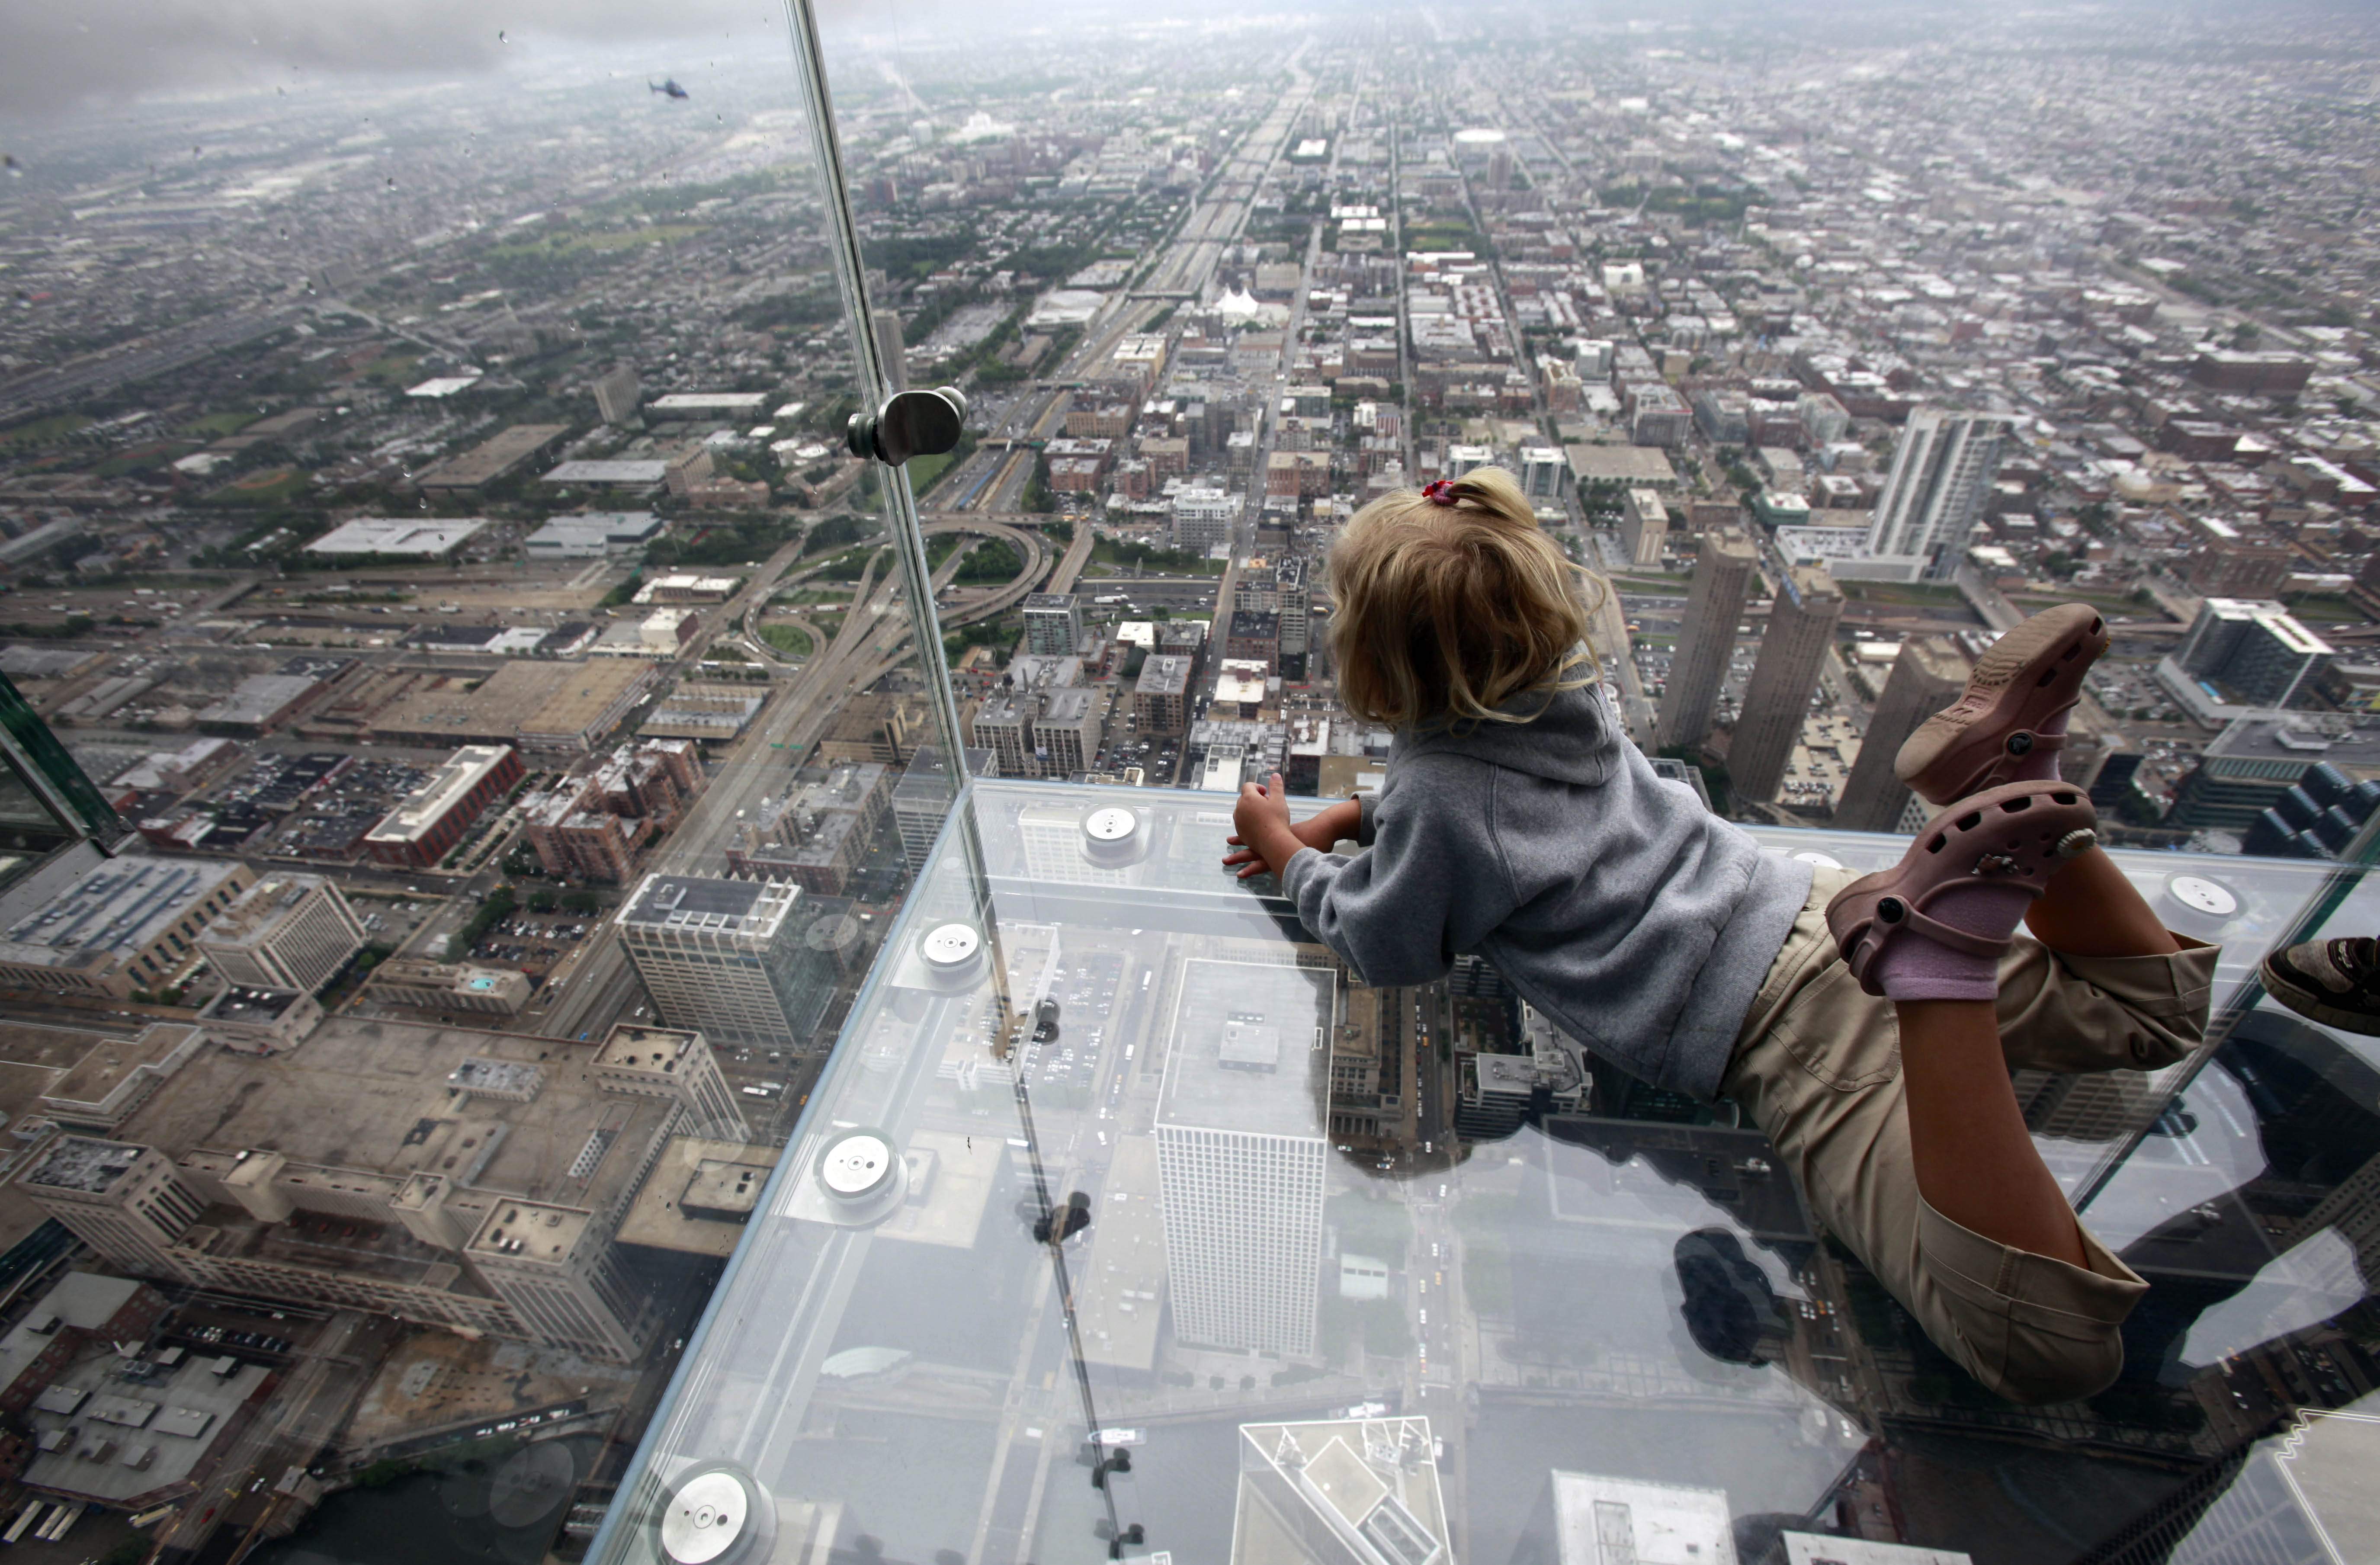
[616,875,832,1049]
[1865,410,2018,578]
[1021,593,1083,657]
[1156,957,1331,1357]
[1276,557,1312,657]
[465,1198,654,1362]
[1173,487,1239,554]
[592,1023,750,1141]
[196,873,367,994]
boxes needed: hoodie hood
[1393,678,1621,786]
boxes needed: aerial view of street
[2,3,2380,1563]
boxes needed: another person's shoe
[1896,603,2110,805]
[2262,938,2380,1036]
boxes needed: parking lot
[1014,950,1126,1106]
[463,911,595,978]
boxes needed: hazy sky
[1,0,2355,121]
[0,0,1029,118]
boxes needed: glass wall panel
[2,13,949,1565]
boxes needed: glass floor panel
[594,781,2380,1565]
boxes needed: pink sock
[1870,884,2034,1003]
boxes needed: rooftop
[23,1136,144,1195]
[618,873,799,941]
[647,392,769,413]
[110,1015,675,1223]
[542,459,668,486]
[594,1023,707,1074]
[0,856,248,974]
[21,1342,267,1504]
[42,1023,203,1122]
[613,1135,777,1258]
[365,744,517,847]
[304,518,491,556]
[524,511,666,550]
[414,423,570,489]
[197,872,334,947]
[1156,955,1333,1138]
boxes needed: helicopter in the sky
[649,78,690,99]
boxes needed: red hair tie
[1421,479,1457,506]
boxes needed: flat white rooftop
[543,459,669,486]
[648,392,769,413]
[306,518,491,556]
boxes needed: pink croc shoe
[1828,779,2100,998]
[1895,603,2109,806]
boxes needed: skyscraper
[616,874,832,1049]
[1156,957,1330,1356]
[1021,593,1083,657]
[1727,564,1843,806]
[2173,597,2334,709]
[196,872,367,994]
[1655,528,1758,755]
[591,365,641,427]
[1866,410,2018,577]
[1275,556,1311,657]
[465,1198,654,1362]
[1833,636,1972,832]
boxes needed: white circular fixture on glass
[916,921,985,988]
[810,1127,909,1225]
[2166,876,2239,919]
[818,1130,895,1200]
[1081,805,1146,866]
[1789,850,1844,870]
[654,1464,773,1565]
[2161,872,2242,938]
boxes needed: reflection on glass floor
[594,782,2380,1565]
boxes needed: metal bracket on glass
[845,386,969,467]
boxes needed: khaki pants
[1721,866,2219,1405]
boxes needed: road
[543,59,1317,1042]
[151,1310,390,1565]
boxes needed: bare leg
[1899,997,2089,1267]
[2024,845,2180,959]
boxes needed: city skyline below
[1,1,2379,1560]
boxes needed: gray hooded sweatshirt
[1281,682,1812,1101]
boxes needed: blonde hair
[1328,466,1605,729]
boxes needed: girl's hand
[1222,773,1326,881]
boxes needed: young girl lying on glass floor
[1222,466,2215,1405]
